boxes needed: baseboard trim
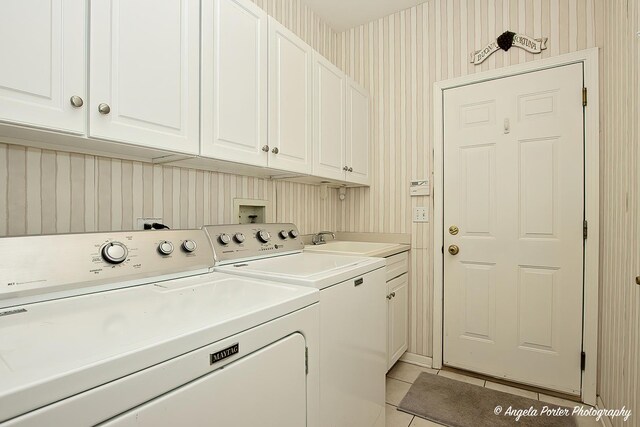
[596,396,614,427]
[399,352,433,368]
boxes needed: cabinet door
[267,17,313,174]
[201,0,268,166]
[90,0,199,154]
[388,274,409,369]
[312,54,346,181]
[345,79,371,185]
[0,0,86,134]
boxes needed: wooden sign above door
[470,31,548,65]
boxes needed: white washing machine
[204,223,387,427]
[0,229,319,427]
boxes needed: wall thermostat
[410,180,430,196]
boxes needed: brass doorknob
[448,245,459,255]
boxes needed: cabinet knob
[348,167,353,172]
[70,96,84,108]
[98,103,111,115]
[343,166,349,171]
[271,147,279,154]
[262,145,269,152]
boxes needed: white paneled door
[443,64,585,395]
[202,0,268,166]
[90,0,200,154]
[0,0,86,134]
[268,17,313,174]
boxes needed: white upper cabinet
[0,0,86,134]
[345,79,370,186]
[268,18,313,175]
[202,0,268,166]
[312,53,346,181]
[90,0,200,154]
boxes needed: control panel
[0,230,213,308]
[203,223,304,265]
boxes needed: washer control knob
[102,242,128,264]
[257,230,271,243]
[278,230,288,239]
[289,229,299,239]
[218,234,231,245]
[182,240,197,253]
[158,241,174,255]
[234,233,246,243]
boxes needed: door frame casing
[432,48,599,405]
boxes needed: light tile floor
[385,362,603,427]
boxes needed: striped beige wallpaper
[0,0,340,238]
[0,143,338,236]
[333,0,604,360]
[599,1,639,424]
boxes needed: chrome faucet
[312,231,336,245]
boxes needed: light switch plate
[413,207,428,222]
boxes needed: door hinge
[582,87,588,107]
[305,347,309,374]
[583,220,588,239]
[581,351,586,370]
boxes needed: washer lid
[215,252,386,289]
[0,272,317,423]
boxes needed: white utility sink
[305,241,409,257]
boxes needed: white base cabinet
[385,251,409,370]
[387,273,409,369]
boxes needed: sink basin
[305,241,409,257]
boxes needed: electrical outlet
[137,217,163,230]
[413,207,428,223]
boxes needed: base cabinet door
[312,53,346,181]
[201,0,268,166]
[89,0,200,154]
[345,78,370,185]
[387,273,409,369]
[0,0,86,134]
[267,17,313,174]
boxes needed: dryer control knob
[234,233,246,243]
[289,229,299,239]
[257,230,271,243]
[278,230,288,239]
[158,241,174,255]
[218,234,231,245]
[182,240,197,252]
[102,242,128,264]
